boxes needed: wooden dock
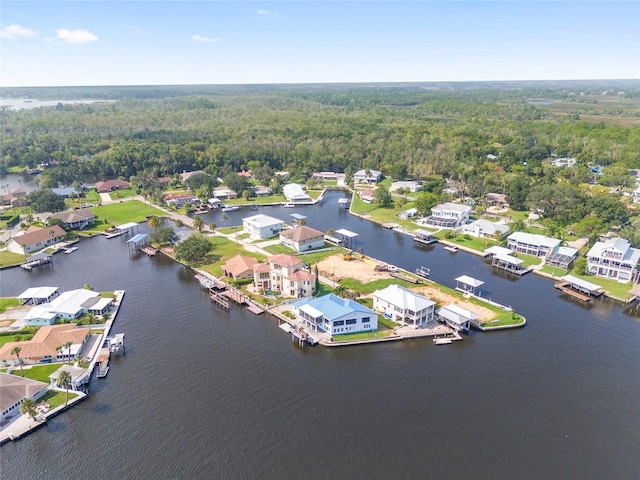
[141,245,158,256]
[103,230,126,239]
[210,290,230,309]
[554,281,592,302]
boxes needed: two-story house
[242,214,285,240]
[279,226,325,253]
[586,237,640,282]
[292,294,378,335]
[425,202,472,228]
[372,284,436,327]
[252,254,316,297]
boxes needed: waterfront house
[390,181,423,193]
[353,169,382,184]
[212,187,238,200]
[279,226,325,252]
[222,255,259,280]
[425,202,472,228]
[0,373,48,422]
[586,237,640,282]
[282,183,312,203]
[506,232,561,257]
[436,304,477,332]
[164,193,201,208]
[242,214,285,240]
[372,284,436,327]
[51,186,82,198]
[312,172,346,181]
[95,179,129,193]
[460,219,509,240]
[6,225,66,255]
[252,254,316,297]
[292,294,378,335]
[252,186,272,197]
[545,246,579,270]
[48,209,95,230]
[1,188,27,207]
[0,324,89,367]
[24,306,59,326]
[17,286,60,305]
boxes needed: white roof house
[507,232,561,257]
[460,219,510,239]
[24,306,59,326]
[48,289,102,319]
[282,183,312,203]
[354,169,382,184]
[242,214,285,240]
[390,181,423,193]
[426,202,472,228]
[373,284,436,327]
[17,286,60,305]
[586,237,640,282]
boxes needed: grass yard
[40,389,79,409]
[339,277,417,295]
[0,297,20,313]
[12,363,62,382]
[0,251,26,268]
[434,231,498,252]
[481,312,526,328]
[107,189,136,200]
[350,195,421,230]
[332,329,394,342]
[0,333,35,347]
[513,253,543,267]
[198,236,266,276]
[294,248,338,265]
[90,200,165,226]
[567,270,634,300]
[540,265,569,277]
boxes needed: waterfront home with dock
[373,284,436,327]
[353,169,382,184]
[436,304,478,332]
[460,218,509,239]
[252,254,316,297]
[0,373,48,422]
[425,202,471,228]
[222,255,259,280]
[506,232,560,257]
[283,183,313,203]
[47,209,95,230]
[17,286,60,306]
[586,237,640,283]
[291,294,378,335]
[6,225,66,255]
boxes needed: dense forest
[1,82,639,196]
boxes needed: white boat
[64,247,78,254]
[283,203,295,208]
[443,246,458,253]
[221,205,239,212]
[433,338,453,345]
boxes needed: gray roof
[586,237,640,265]
[0,372,48,413]
[507,232,561,249]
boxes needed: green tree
[57,369,72,406]
[413,192,439,216]
[150,226,177,246]
[572,256,588,276]
[20,398,37,420]
[26,189,66,213]
[192,216,204,232]
[174,234,212,264]
[64,341,73,364]
[223,173,249,196]
[374,188,393,208]
[147,215,162,229]
[11,346,24,377]
[390,162,408,180]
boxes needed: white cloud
[256,9,281,18]
[191,34,219,43]
[1,24,37,39]
[56,29,98,44]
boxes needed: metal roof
[116,222,139,231]
[455,275,485,288]
[127,233,148,244]
[561,275,602,293]
[335,228,358,238]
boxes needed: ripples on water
[1,194,639,479]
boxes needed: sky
[1,1,639,87]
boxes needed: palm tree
[208,222,217,232]
[64,341,73,364]
[11,346,24,377]
[193,216,204,232]
[55,345,63,361]
[174,218,184,229]
[147,215,162,229]
[20,398,37,420]
[57,369,72,406]
[221,214,229,227]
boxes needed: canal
[1,190,638,479]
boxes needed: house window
[362,317,370,323]
[334,320,344,327]
[346,319,356,325]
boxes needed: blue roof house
[292,294,378,335]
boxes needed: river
[1,191,638,479]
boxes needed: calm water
[2,191,639,479]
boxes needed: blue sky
[1,1,639,87]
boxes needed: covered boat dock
[334,228,359,249]
[413,229,437,245]
[554,274,604,301]
[455,275,484,296]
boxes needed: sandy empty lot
[316,254,495,322]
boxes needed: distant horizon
[2,1,638,88]
[2,78,639,91]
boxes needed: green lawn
[12,363,62,382]
[90,200,165,226]
[315,283,335,297]
[480,312,526,328]
[540,265,569,277]
[40,389,79,409]
[377,316,397,329]
[197,236,267,276]
[332,329,394,342]
[0,297,20,313]
[513,252,544,267]
[434,231,498,252]
[0,333,35,347]
[0,251,26,268]
[264,244,295,255]
[293,248,339,265]
[350,195,421,230]
[107,188,136,200]
[339,277,418,295]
